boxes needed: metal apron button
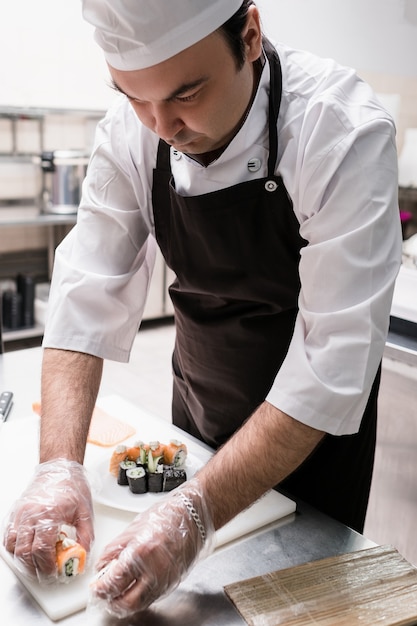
[265,180,278,192]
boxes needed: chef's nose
[151,102,184,142]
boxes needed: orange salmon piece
[88,406,136,447]
[32,401,136,447]
[109,445,128,477]
[56,531,87,578]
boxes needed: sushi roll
[148,441,166,462]
[109,444,128,477]
[147,441,165,473]
[163,467,187,492]
[117,459,137,486]
[138,442,149,465]
[127,466,148,494]
[147,459,164,492]
[164,440,188,467]
[56,526,86,579]
[126,440,146,463]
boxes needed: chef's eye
[176,91,199,103]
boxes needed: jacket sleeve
[42,102,158,362]
[267,109,402,435]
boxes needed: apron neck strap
[155,139,171,171]
[262,37,282,177]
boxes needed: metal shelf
[0,205,77,279]
[0,105,102,159]
[0,105,105,120]
[3,323,44,343]
[0,154,35,163]
[0,206,77,228]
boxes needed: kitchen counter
[0,204,77,227]
[0,345,375,625]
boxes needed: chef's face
[108,7,262,157]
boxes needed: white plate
[91,453,203,513]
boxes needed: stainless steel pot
[40,150,89,214]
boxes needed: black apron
[152,40,378,533]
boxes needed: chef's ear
[243,6,263,62]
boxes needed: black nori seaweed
[148,471,163,492]
[118,460,137,485]
[163,468,187,492]
[127,467,148,494]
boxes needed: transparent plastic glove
[3,458,94,583]
[89,477,215,618]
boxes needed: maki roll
[126,466,148,494]
[118,459,137,485]
[138,442,149,466]
[163,467,187,492]
[110,438,190,496]
[56,526,86,579]
[146,441,165,490]
[164,440,188,467]
[147,441,166,466]
[148,473,163,492]
[109,444,128,477]
[147,458,164,493]
[126,440,147,464]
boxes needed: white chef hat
[82,0,244,71]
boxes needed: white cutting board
[0,395,296,621]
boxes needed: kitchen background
[1,0,417,326]
[1,0,417,565]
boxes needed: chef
[4,0,401,618]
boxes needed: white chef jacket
[43,42,402,436]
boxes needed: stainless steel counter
[0,345,375,625]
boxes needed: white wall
[0,1,115,109]
[256,0,417,77]
[0,1,416,108]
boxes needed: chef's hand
[89,477,215,618]
[3,458,94,582]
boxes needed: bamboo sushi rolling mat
[224,544,417,625]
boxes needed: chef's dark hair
[219,0,256,70]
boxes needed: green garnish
[147,453,162,473]
[65,558,75,577]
